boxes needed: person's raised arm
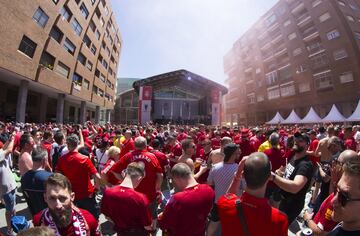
[227,156,248,196]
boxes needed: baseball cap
[294,132,310,144]
[223,143,239,157]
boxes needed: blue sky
[110,0,278,85]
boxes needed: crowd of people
[1,121,360,235]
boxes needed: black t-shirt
[281,155,314,202]
[21,169,52,216]
[328,225,360,236]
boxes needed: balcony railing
[302,26,318,39]
[297,12,311,25]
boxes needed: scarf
[40,206,90,236]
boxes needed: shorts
[208,203,219,222]
[3,188,16,212]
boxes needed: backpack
[52,145,64,170]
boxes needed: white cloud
[111,0,277,84]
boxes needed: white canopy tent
[346,100,360,122]
[299,107,322,124]
[266,112,284,124]
[321,104,346,123]
[282,110,301,124]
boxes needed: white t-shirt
[95,149,109,170]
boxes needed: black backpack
[52,145,64,170]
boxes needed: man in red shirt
[101,162,153,235]
[158,163,214,236]
[218,153,288,236]
[238,129,255,162]
[110,136,163,222]
[211,131,221,150]
[164,135,182,167]
[344,126,357,151]
[119,130,135,158]
[176,127,188,143]
[33,173,100,236]
[56,134,101,219]
[306,130,320,166]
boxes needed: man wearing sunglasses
[327,158,360,235]
[302,150,358,235]
[271,132,314,224]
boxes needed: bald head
[244,152,271,190]
[338,150,358,163]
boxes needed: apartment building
[224,0,360,125]
[0,0,122,123]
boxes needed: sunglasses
[335,188,360,207]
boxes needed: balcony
[291,2,305,14]
[274,47,287,57]
[302,26,319,41]
[297,12,312,26]
[315,78,333,90]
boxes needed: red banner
[142,86,152,100]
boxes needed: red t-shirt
[194,150,211,184]
[211,138,221,150]
[101,186,152,232]
[239,139,256,161]
[218,192,288,236]
[56,151,97,200]
[101,158,120,186]
[250,136,263,151]
[119,138,135,158]
[313,193,338,232]
[308,139,320,165]
[177,133,188,142]
[345,137,357,151]
[110,150,162,202]
[33,208,100,236]
[264,147,286,188]
[150,149,169,177]
[158,184,214,236]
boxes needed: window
[319,12,331,22]
[101,58,108,69]
[77,52,86,65]
[99,73,105,82]
[49,26,63,43]
[293,48,302,56]
[265,14,277,27]
[106,79,111,87]
[313,70,333,89]
[109,67,113,75]
[55,62,70,78]
[296,64,309,73]
[18,35,37,58]
[72,73,82,84]
[63,38,76,55]
[90,0,96,5]
[71,18,83,36]
[98,89,104,97]
[90,45,97,55]
[52,0,59,4]
[95,30,100,40]
[355,32,360,40]
[95,69,100,77]
[333,49,348,60]
[106,47,110,57]
[257,95,265,102]
[75,0,80,4]
[349,1,359,11]
[100,18,105,27]
[83,35,91,48]
[33,7,49,28]
[327,29,340,40]
[279,66,292,80]
[267,87,280,100]
[276,5,286,16]
[39,51,55,69]
[83,79,90,89]
[89,20,96,32]
[347,15,355,22]
[280,82,295,97]
[86,60,93,71]
[109,35,113,45]
[283,20,291,27]
[340,72,354,83]
[266,71,278,85]
[247,93,256,104]
[60,6,72,22]
[299,82,311,93]
[288,32,297,40]
[93,85,98,94]
[105,7,109,16]
[80,3,89,19]
[310,52,329,69]
[338,1,345,7]
[312,0,322,7]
